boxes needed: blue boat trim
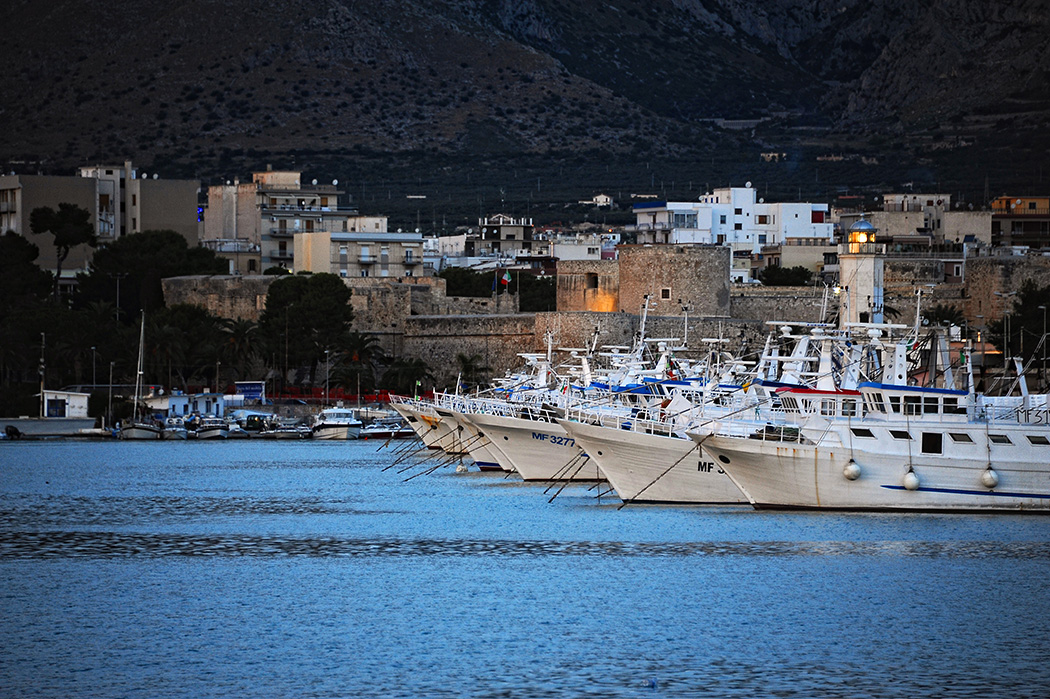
[881,485,1050,499]
[859,382,968,396]
[475,461,501,469]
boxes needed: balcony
[359,255,376,264]
[269,228,294,238]
[268,251,293,261]
[403,255,419,265]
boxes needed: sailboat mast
[134,313,145,422]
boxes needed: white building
[631,184,833,281]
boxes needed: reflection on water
[3,530,1050,560]
[3,441,1050,698]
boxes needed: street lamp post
[108,361,114,429]
[994,291,1018,373]
[1040,305,1047,390]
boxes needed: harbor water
[2,440,1050,697]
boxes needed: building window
[759,235,767,244]
[661,287,671,300]
[734,208,742,215]
[734,223,742,230]
[812,211,825,223]
[248,259,257,273]
[756,214,770,225]
[131,194,137,206]
[719,215,726,225]
[360,269,369,277]
[586,273,599,290]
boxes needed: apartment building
[630,184,833,282]
[0,160,199,287]
[201,169,348,274]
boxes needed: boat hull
[118,423,162,440]
[466,412,603,481]
[442,409,510,471]
[559,419,746,504]
[696,432,1050,512]
[312,424,362,440]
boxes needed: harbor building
[0,160,199,290]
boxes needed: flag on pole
[501,270,512,285]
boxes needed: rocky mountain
[3,0,1048,212]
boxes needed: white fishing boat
[119,314,161,441]
[559,417,746,504]
[312,407,362,440]
[466,409,603,481]
[439,408,510,471]
[693,331,1050,512]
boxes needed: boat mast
[134,313,146,423]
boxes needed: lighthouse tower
[837,217,884,328]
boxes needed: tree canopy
[259,273,354,387]
[76,229,228,320]
[30,203,95,296]
[758,265,813,286]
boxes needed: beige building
[295,230,424,278]
[0,160,199,288]
[201,169,349,274]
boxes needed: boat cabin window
[889,429,911,440]
[988,434,1012,445]
[888,396,901,413]
[850,428,876,438]
[903,396,922,416]
[943,397,966,415]
[948,432,973,444]
[842,399,858,417]
[1027,435,1050,446]
[820,399,836,417]
[866,394,886,413]
[921,432,943,454]
[780,396,800,412]
[924,396,940,414]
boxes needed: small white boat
[195,416,229,440]
[119,422,162,440]
[359,416,416,441]
[119,314,161,441]
[226,422,251,439]
[161,417,189,440]
[312,407,362,440]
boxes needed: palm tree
[381,358,434,396]
[331,331,387,397]
[221,318,260,380]
[455,352,491,390]
[923,303,965,328]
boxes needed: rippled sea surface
[2,439,1050,698]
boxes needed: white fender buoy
[843,458,861,481]
[903,469,920,491]
[456,462,468,474]
[981,467,999,489]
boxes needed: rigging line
[383,442,432,471]
[548,456,593,503]
[617,443,699,511]
[543,451,588,493]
